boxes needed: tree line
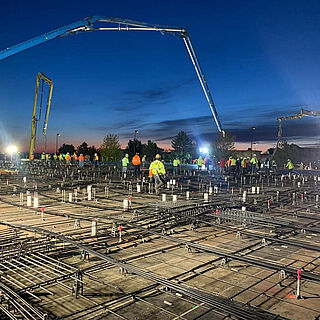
[59,131,235,163]
[99,131,237,163]
[56,131,238,162]
[58,142,99,159]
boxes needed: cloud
[124,89,168,100]
[127,111,320,146]
[152,116,210,129]
[112,78,196,112]
[221,103,310,128]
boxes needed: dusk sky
[1,0,320,153]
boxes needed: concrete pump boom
[29,73,53,159]
[273,108,320,158]
[0,16,223,133]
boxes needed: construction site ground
[0,162,320,320]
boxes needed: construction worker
[46,153,51,161]
[122,154,129,174]
[173,157,180,175]
[241,157,248,174]
[78,154,84,168]
[203,156,209,171]
[235,158,241,175]
[65,152,71,164]
[93,153,99,167]
[142,155,147,168]
[53,153,58,161]
[265,157,270,174]
[286,159,294,171]
[149,154,166,195]
[250,154,258,174]
[219,157,225,175]
[197,156,203,170]
[72,152,78,164]
[230,156,236,173]
[132,153,141,177]
[59,153,64,161]
[41,152,45,161]
[226,156,232,173]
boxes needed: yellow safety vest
[149,160,166,175]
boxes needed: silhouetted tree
[142,140,162,161]
[76,141,99,160]
[126,139,143,158]
[211,131,235,160]
[171,131,193,163]
[100,134,122,162]
[58,144,75,154]
[87,146,99,160]
[273,141,301,167]
[77,142,89,155]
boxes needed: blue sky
[0,0,320,152]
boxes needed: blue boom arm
[0,16,223,133]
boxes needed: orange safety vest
[132,155,141,165]
[94,155,99,161]
[78,155,84,162]
[72,153,78,160]
[65,155,71,162]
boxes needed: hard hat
[253,154,256,157]
[155,154,161,159]
[125,154,129,157]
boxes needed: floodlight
[6,145,18,154]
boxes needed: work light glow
[200,147,208,154]
[6,145,18,154]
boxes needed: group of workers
[219,154,263,175]
[218,155,294,175]
[122,153,147,176]
[40,152,99,167]
[193,156,211,170]
[121,153,165,194]
[125,152,295,195]
[36,148,298,196]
